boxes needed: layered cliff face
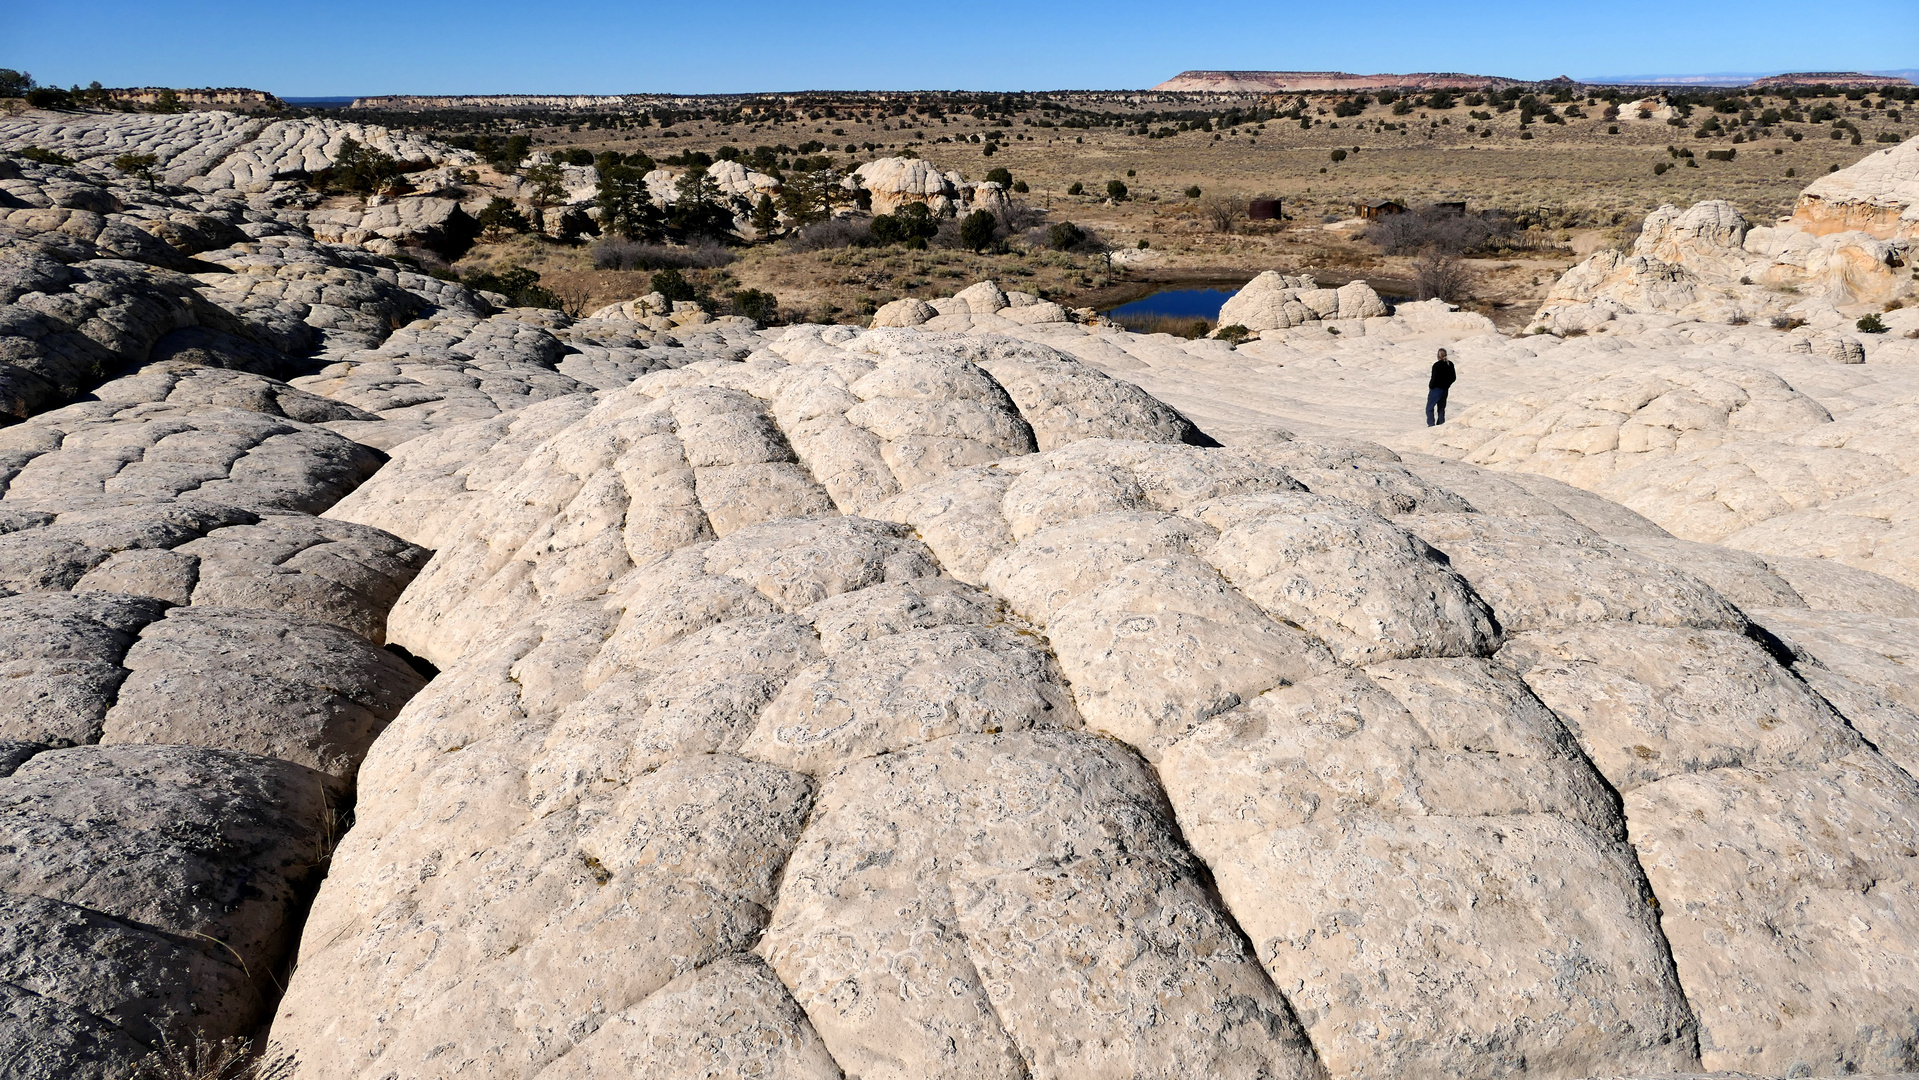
[2,115,1919,1080]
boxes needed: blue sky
[3,0,1913,96]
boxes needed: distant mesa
[1151,71,1519,93]
[1747,71,1914,89]
[104,86,282,110]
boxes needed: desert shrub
[1105,179,1128,201]
[1066,181,1083,195]
[1411,248,1470,301]
[1858,313,1888,333]
[870,201,939,247]
[1198,192,1243,233]
[1365,205,1513,256]
[1329,148,1347,162]
[111,152,158,183]
[591,238,733,271]
[1654,161,1671,175]
[1011,180,1028,193]
[1047,221,1086,250]
[0,69,32,98]
[960,209,997,252]
[463,265,560,309]
[1215,324,1251,343]
[787,216,879,252]
[985,167,1012,186]
[476,197,529,241]
[650,268,697,303]
[1184,186,1202,199]
[559,148,593,166]
[18,145,73,165]
[730,288,780,324]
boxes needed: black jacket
[1430,359,1456,389]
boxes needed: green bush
[1858,313,1888,334]
[730,288,779,324]
[1215,324,1251,343]
[1329,149,1348,162]
[111,152,158,184]
[1184,186,1201,199]
[872,201,939,247]
[1067,181,1083,195]
[1105,179,1128,201]
[960,210,997,252]
[317,137,403,195]
[985,167,1012,186]
[1011,180,1028,193]
[651,267,697,303]
[1047,221,1086,250]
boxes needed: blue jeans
[1426,386,1449,426]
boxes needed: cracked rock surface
[2,124,1918,1080]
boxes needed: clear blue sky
[2,0,1912,96]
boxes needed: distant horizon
[266,68,1917,102]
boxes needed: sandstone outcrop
[1215,271,1391,332]
[1792,135,1919,239]
[1537,137,1919,329]
[3,116,1919,1080]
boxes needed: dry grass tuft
[133,1033,295,1080]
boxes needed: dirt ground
[369,88,1903,327]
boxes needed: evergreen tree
[669,165,736,241]
[522,163,567,212]
[960,210,997,252]
[595,165,664,242]
[750,193,779,237]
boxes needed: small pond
[1103,287,1239,321]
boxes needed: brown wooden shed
[1248,198,1282,220]
[1355,199,1406,220]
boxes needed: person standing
[1427,348,1456,426]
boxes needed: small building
[1355,199,1405,220]
[1248,198,1282,220]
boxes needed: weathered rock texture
[3,120,1918,1080]
[274,305,1919,1080]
